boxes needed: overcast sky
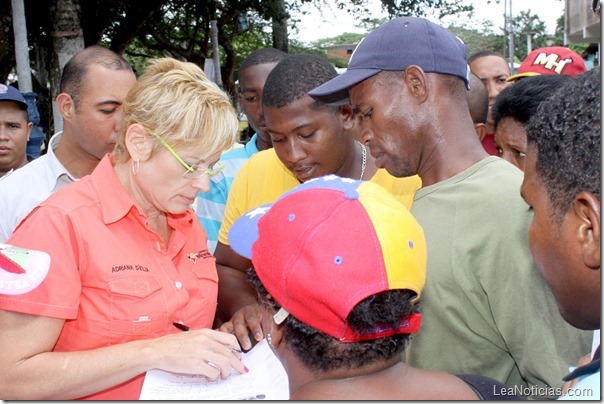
[291,0,565,43]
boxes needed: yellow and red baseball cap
[229,175,426,342]
[507,46,587,82]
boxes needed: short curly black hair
[467,50,507,66]
[237,48,288,81]
[492,74,571,129]
[262,54,338,110]
[526,68,600,223]
[247,266,418,373]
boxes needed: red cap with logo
[507,46,587,82]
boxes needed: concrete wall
[565,0,601,43]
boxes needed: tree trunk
[0,1,16,83]
[49,0,84,133]
[271,0,288,53]
[219,31,237,99]
[11,0,31,92]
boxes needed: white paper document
[139,339,289,400]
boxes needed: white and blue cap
[308,16,470,103]
[0,84,28,110]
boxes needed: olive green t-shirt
[405,157,591,399]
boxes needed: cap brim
[507,72,541,82]
[0,99,28,110]
[308,68,382,104]
[228,204,273,259]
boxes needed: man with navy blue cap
[309,17,591,398]
[0,84,32,178]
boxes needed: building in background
[565,0,601,67]
[326,44,356,62]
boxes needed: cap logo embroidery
[0,84,7,94]
[532,53,574,74]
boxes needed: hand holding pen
[173,322,243,354]
[172,322,246,376]
[143,323,247,381]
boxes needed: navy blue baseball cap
[309,17,471,103]
[0,84,28,110]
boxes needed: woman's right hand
[145,328,247,381]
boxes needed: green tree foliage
[313,32,366,47]
[232,14,274,77]
[378,0,473,19]
[308,32,366,68]
[2,0,484,114]
[508,10,548,61]
[319,0,473,21]
[448,21,504,56]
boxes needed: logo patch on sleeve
[0,244,51,295]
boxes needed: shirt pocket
[108,275,168,338]
[190,260,219,307]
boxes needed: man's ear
[574,191,600,270]
[338,104,356,131]
[404,65,428,103]
[474,123,487,141]
[26,122,33,141]
[56,93,75,123]
[125,123,154,162]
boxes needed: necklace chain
[357,141,367,180]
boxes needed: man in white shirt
[0,46,136,242]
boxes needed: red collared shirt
[0,155,218,400]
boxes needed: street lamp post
[546,36,555,46]
[508,0,515,72]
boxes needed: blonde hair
[113,57,238,163]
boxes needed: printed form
[139,339,289,400]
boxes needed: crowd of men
[0,14,599,401]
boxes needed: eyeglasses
[150,131,224,179]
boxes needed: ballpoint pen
[172,322,243,354]
[172,322,190,331]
